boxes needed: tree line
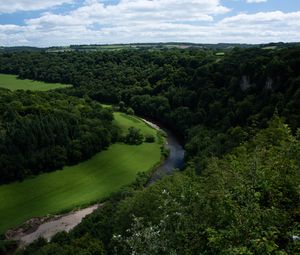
[1,47,299,166]
[0,45,299,254]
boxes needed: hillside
[0,46,299,254]
[1,42,299,53]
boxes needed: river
[8,118,185,246]
[142,118,185,183]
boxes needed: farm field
[0,74,71,91]
[0,112,162,233]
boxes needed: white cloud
[0,0,74,13]
[20,0,230,45]
[0,0,299,46]
[246,0,267,3]
[220,11,300,27]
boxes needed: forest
[16,116,300,255]
[0,45,299,254]
[1,46,300,165]
[0,90,117,183]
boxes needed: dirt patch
[6,204,100,247]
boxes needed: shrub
[125,127,144,145]
[145,134,155,143]
[126,107,135,115]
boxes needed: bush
[125,127,144,145]
[126,107,135,115]
[145,134,155,143]
[0,240,17,254]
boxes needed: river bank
[6,117,185,247]
[142,118,185,183]
[6,204,100,247]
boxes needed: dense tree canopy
[1,46,299,146]
[0,45,299,254]
[0,90,118,183]
[18,117,300,255]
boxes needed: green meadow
[0,74,71,91]
[0,112,162,233]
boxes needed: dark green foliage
[144,134,155,143]
[78,120,300,254]
[1,46,299,149]
[124,127,144,145]
[18,234,106,255]
[0,90,117,184]
[2,46,300,254]
[126,107,134,116]
[117,101,134,115]
[0,239,17,254]
[18,237,48,255]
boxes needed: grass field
[0,74,72,91]
[0,112,162,233]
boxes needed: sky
[0,0,300,47]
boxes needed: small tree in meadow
[125,127,144,145]
[145,134,155,143]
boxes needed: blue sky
[223,0,300,14]
[0,0,299,46]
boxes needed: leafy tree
[126,107,134,115]
[145,134,155,143]
[125,127,144,145]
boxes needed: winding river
[142,118,185,184]
[9,118,185,246]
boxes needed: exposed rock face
[265,77,273,90]
[240,76,252,91]
[240,76,274,91]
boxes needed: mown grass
[0,113,162,233]
[0,74,71,91]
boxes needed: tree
[118,101,126,112]
[145,134,155,143]
[125,127,144,145]
[126,107,134,115]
